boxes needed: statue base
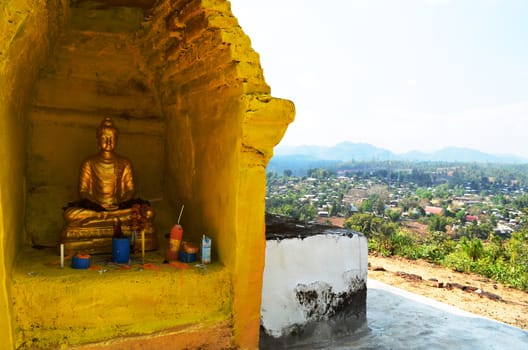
[60,223,158,255]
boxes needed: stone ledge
[69,320,234,350]
[12,247,232,349]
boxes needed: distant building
[425,206,443,216]
[495,224,513,238]
[466,215,479,223]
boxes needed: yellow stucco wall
[26,4,166,247]
[152,0,286,269]
[148,1,294,345]
[12,248,234,348]
[0,0,69,346]
[1,0,294,348]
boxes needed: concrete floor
[262,279,528,349]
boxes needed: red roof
[466,215,479,222]
[425,206,443,215]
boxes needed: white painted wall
[261,233,368,337]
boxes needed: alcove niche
[0,0,294,348]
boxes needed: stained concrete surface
[262,279,528,349]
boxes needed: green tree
[434,184,450,199]
[460,221,493,239]
[459,236,484,262]
[416,187,433,200]
[455,210,466,224]
[360,197,373,213]
[398,197,418,212]
[504,231,528,268]
[329,200,339,217]
[344,213,397,238]
[428,215,447,233]
[344,213,375,234]
[514,194,528,210]
[386,209,401,222]
[360,194,385,215]
[491,194,507,205]
[453,184,465,196]
[299,204,317,222]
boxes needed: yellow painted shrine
[0,0,294,348]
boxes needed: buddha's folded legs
[61,204,157,254]
[60,223,158,255]
[63,207,136,226]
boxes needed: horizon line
[275,141,528,160]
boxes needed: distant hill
[266,154,340,176]
[400,147,527,164]
[276,142,397,162]
[272,142,528,165]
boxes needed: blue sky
[229,0,528,157]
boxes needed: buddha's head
[97,117,119,153]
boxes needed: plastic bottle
[166,224,183,261]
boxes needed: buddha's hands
[98,211,109,221]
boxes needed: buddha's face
[98,129,118,152]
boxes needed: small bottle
[201,235,211,264]
[166,224,183,261]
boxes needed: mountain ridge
[274,142,528,164]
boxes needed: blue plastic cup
[112,237,130,263]
[71,255,91,269]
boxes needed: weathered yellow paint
[154,2,295,347]
[1,0,69,347]
[0,193,14,348]
[0,0,295,348]
[233,95,295,346]
[70,320,234,350]
[12,248,232,348]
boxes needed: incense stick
[177,204,185,224]
[141,229,145,264]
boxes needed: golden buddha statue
[60,117,158,255]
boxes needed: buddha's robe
[64,153,136,225]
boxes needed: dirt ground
[368,253,528,330]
